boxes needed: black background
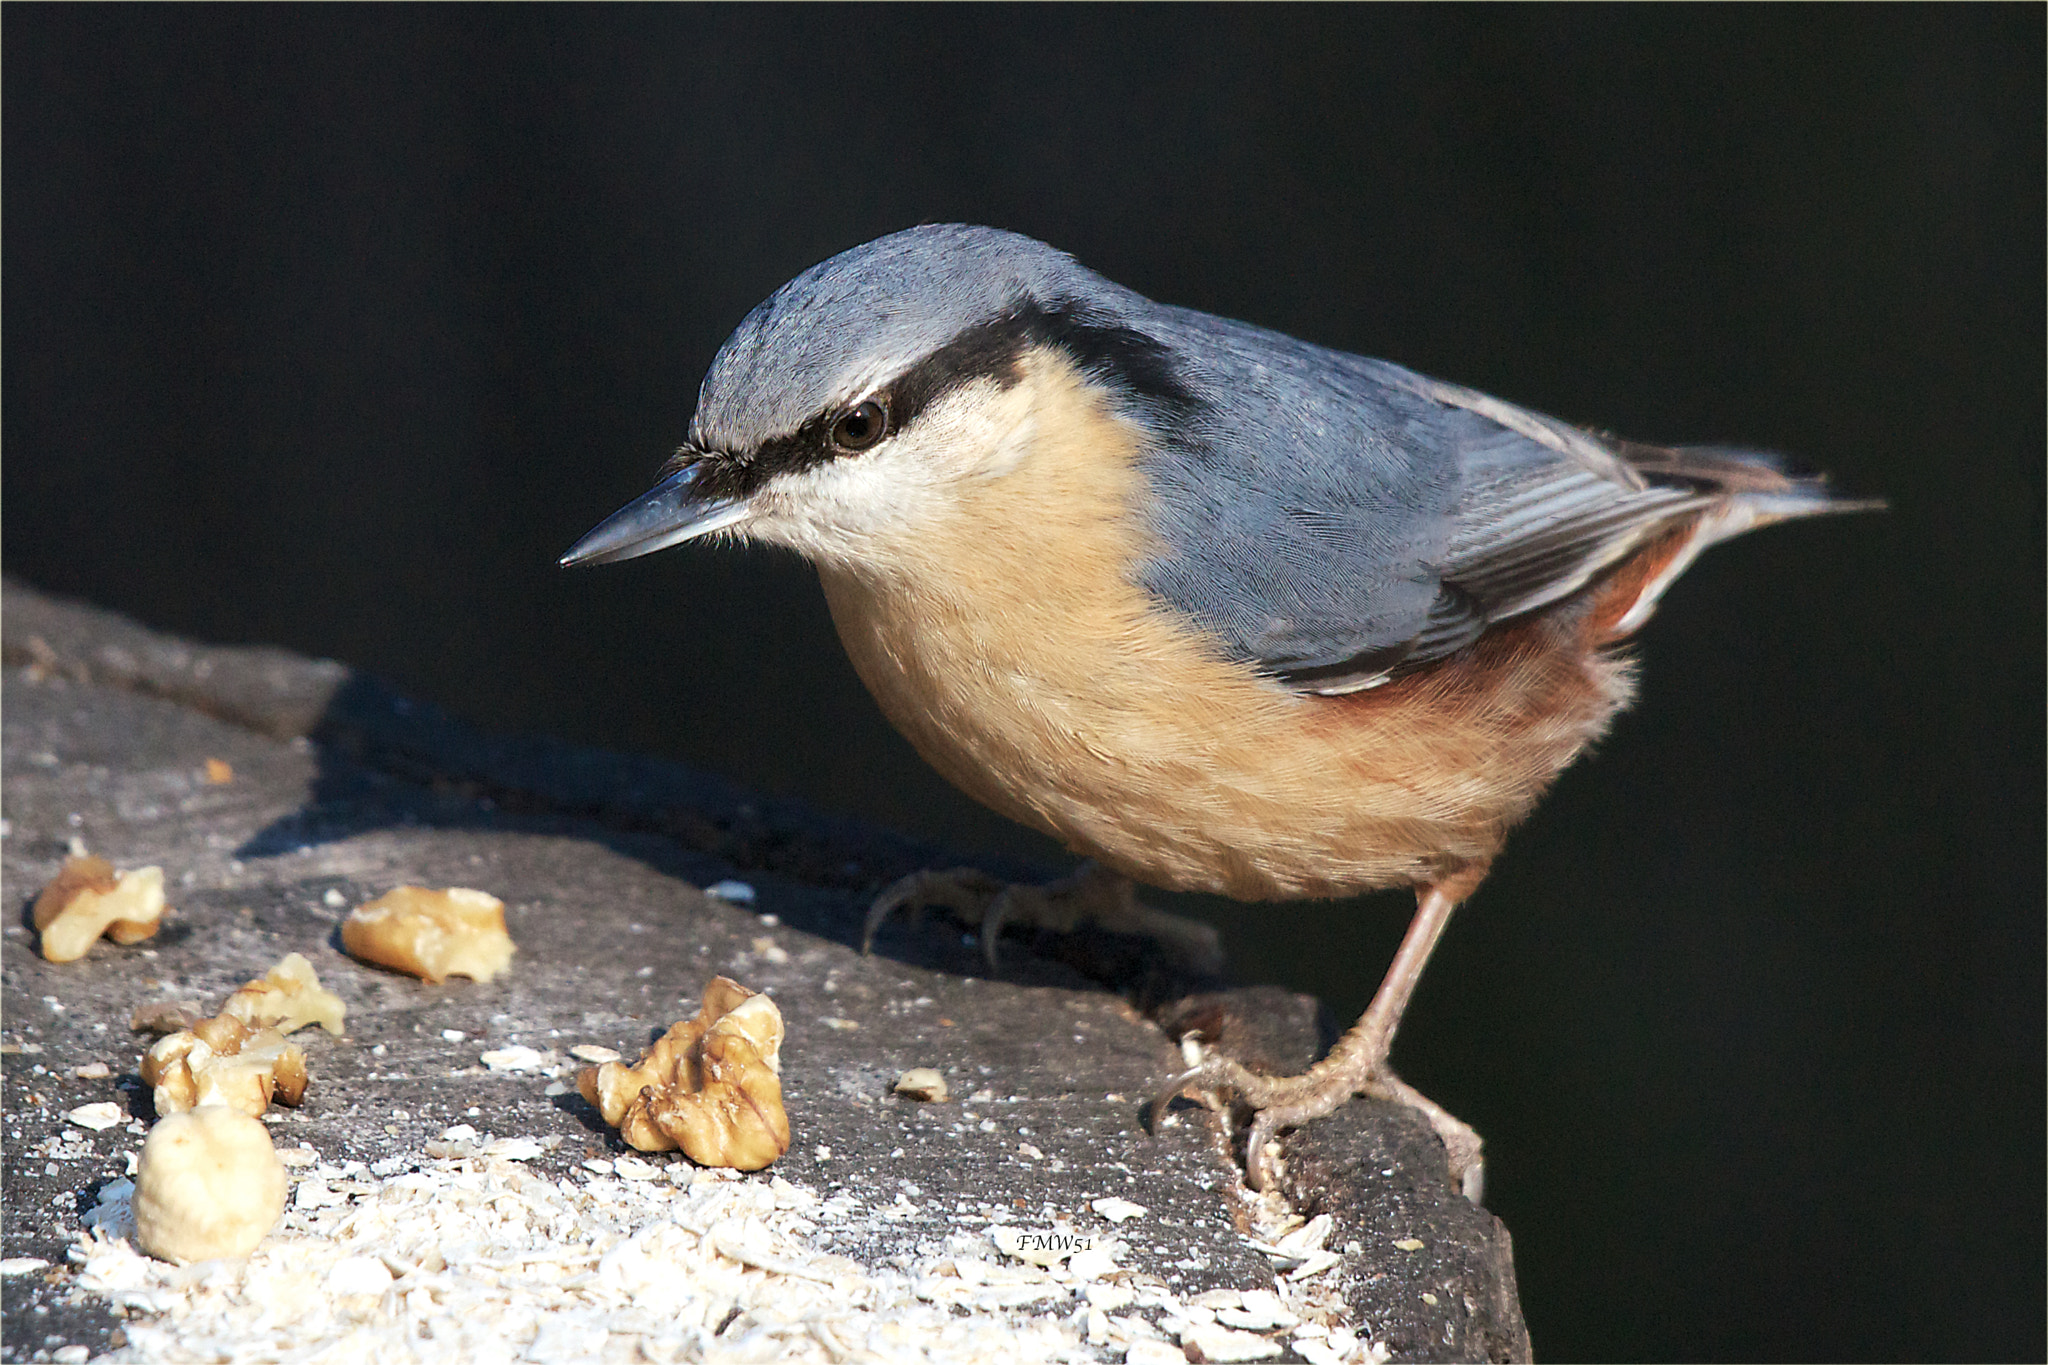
[6,7,2041,1360]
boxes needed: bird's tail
[1592,442,1883,640]
[1620,441,1888,523]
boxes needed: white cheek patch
[743,378,1041,563]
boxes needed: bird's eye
[831,400,888,451]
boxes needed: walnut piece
[137,952,341,1116]
[141,1012,309,1117]
[340,886,516,983]
[220,951,347,1036]
[577,976,790,1170]
[32,855,167,962]
[893,1067,949,1102]
[132,1106,288,1263]
[131,1002,206,1036]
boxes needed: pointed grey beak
[559,463,751,567]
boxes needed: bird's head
[561,225,1196,571]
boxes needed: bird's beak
[559,462,751,567]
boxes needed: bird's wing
[1257,405,1718,694]
[1280,362,1860,693]
[1131,314,1840,696]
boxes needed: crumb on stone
[894,1068,950,1103]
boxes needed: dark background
[6,7,2041,1360]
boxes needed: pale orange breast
[808,351,1638,902]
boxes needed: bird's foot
[1155,1047,1484,1203]
[862,861,1222,974]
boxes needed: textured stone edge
[1,576,1532,1361]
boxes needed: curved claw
[1145,1065,1210,1132]
[1146,1054,1269,1131]
[861,877,915,955]
[1148,1059,1291,1190]
[862,868,1004,956]
[1246,1109,1286,1191]
[980,887,1019,970]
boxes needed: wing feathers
[1282,412,1871,692]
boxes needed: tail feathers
[1596,443,1883,641]
[1620,440,1888,519]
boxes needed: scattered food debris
[569,1043,621,1064]
[819,1017,860,1031]
[66,1102,124,1132]
[988,1223,1112,1270]
[479,1044,549,1073]
[704,879,756,904]
[481,1136,548,1161]
[131,1106,288,1263]
[894,1067,949,1102]
[1092,1196,1148,1223]
[73,1061,111,1080]
[1249,1212,1341,1277]
[1216,1288,1300,1331]
[203,758,234,785]
[69,1151,1182,1362]
[1182,1322,1285,1361]
[326,1254,392,1296]
[1393,1237,1424,1252]
[578,976,789,1169]
[341,886,516,983]
[0,1257,51,1276]
[33,855,166,962]
[1068,1240,1123,1281]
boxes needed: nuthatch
[564,225,1877,1198]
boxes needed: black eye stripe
[683,297,1200,504]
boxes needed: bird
[562,224,1877,1199]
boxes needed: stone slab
[1,582,1528,1361]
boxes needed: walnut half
[577,976,790,1170]
[33,855,167,962]
[340,886,516,983]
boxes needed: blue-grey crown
[689,225,1146,455]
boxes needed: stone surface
[1,580,1529,1361]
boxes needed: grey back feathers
[690,225,1861,693]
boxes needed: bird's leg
[864,861,1222,974]
[1156,863,1489,1201]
